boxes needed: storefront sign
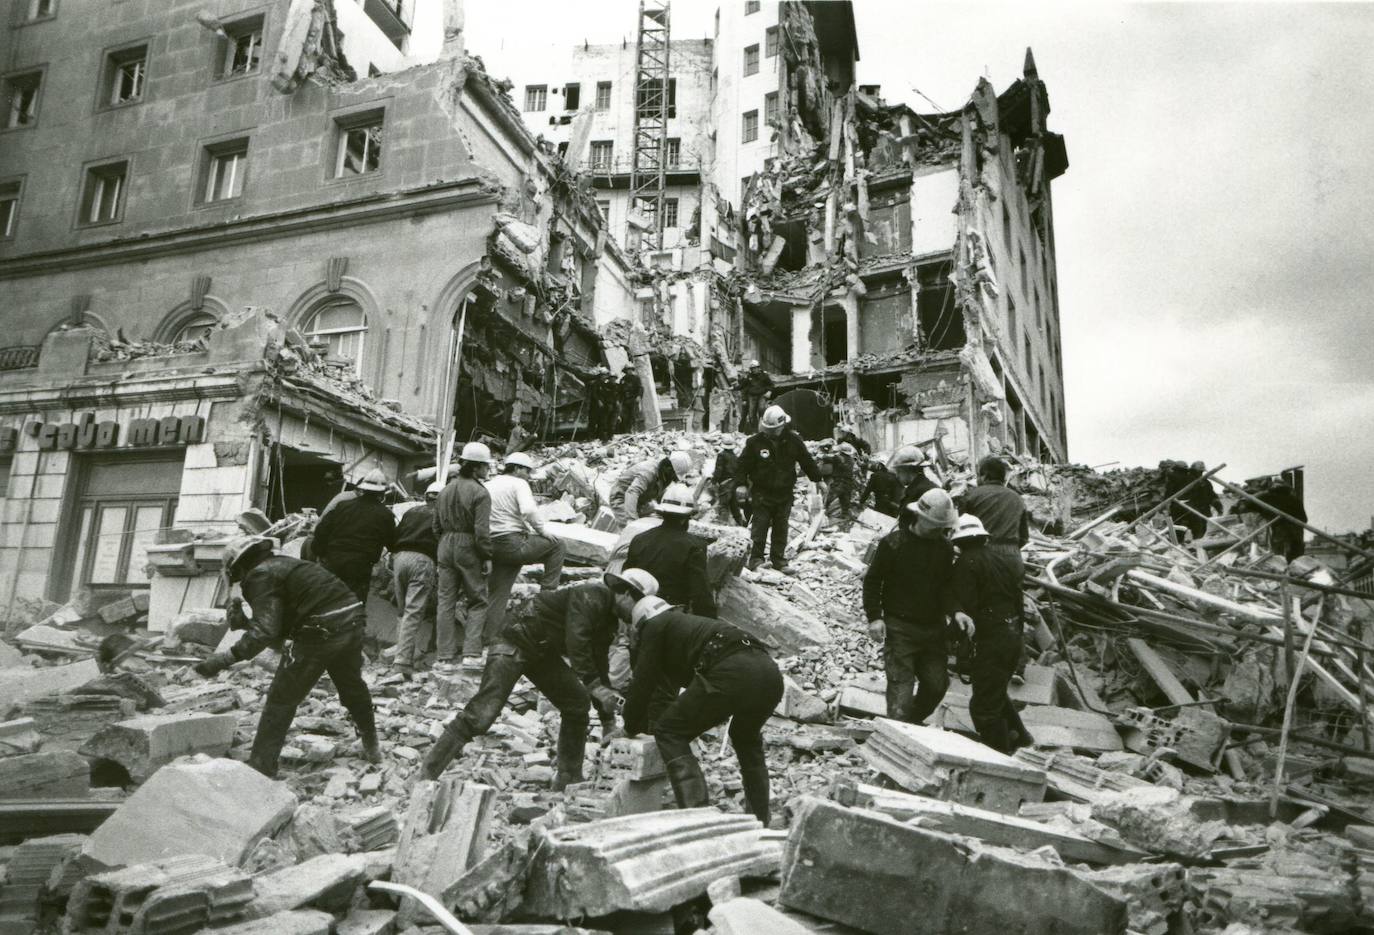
[26,413,206,451]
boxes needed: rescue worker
[737,360,774,431]
[390,480,442,676]
[957,456,1030,565]
[736,405,824,572]
[1180,460,1222,540]
[859,454,903,517]
[585,367,618,440]
[609,450,692,526]
[1259,479,1308,561]
[433,443,493,669]
[862,490,960,724]
[1161,459,1194,539]
[836,425,872,458]
[889,444,939,506]
[949,514,1028,754]
[485,451,566,639]
[821,441,858,527]
[194,537,378,777]
[617,368,644,434]
[421,569,660,786]
[625,483,717,617]
[311,467,395,603]
[621,595,782,825]
[711,444,748,526]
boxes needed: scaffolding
[629,0,671,254]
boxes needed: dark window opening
[816,306,847,367]
[917,262,963,350]
[636,78,676,118]
[564,82,580,110]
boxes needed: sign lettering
[27,414,205,451]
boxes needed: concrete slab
[1019,706,1124,753]
[395,780,494,927]
[247,853,367,917]
[718,577,831,652]
[0,750,90,798]
[79,711,237,782]
[710,897,813,935]
[0,658,100,705]
[336,908,397,935]
[209,909,333,935]
[545,522,618,565]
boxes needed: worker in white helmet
[735,405,824,572]
[485,451,565,638]
[623,483,716,616]
[432,442,494,671]
[609,449,692,526]
[388,480,443,677]
[311,467,396,603]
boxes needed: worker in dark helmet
[193,537,378,777]
[956,455,1029,564]
[859,453,903,517]
[889,444,938,506]
[421,569,661,788]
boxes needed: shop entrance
[265,446,345,520]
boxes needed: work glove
[867,617,885,641]
[226,598,249,632]
[734,486,748,501]
[591,685,623,712]
[193,651,235,678]
[952,612,976,639]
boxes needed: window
[596,199,611,222]
[1023,334,1032,370]
[590,140,613,170]
[635,78,676,118]
[663,197,679,228]
[1007,295,1017,347]
[173,311,218,344]
[595,81,611,110]
[1040,363,1048,411]
[27,0,55,20]
[765,26,779,57]
[0,181,19,239]
[523,84,547,112]
[764,91,779,126]
[79,160,128,225]
[199,138,248,203]
[1002,201,1012,255]
[665,137,680,168]
[219,16,264,78]
[745,0,761,13]
[335,112,383,177]
[304,300,367,373]
[68,455,183,593]
[743,44,760,76]
[105,45,148,106]
[0,458,10,499]
[1019,244,1027,298]
[3,71,42,129]
[563,82,580,110]
[742,109,759,143]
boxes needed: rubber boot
[359,726,382,765]
[664,754,709,809]
[421,720,471,781]
[551,716,588,791]
[739,764,772,826]
[248,704,298,779]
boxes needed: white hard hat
[907,488,958,530]
[632,595,672,628]
[425,480,445,495]
[222,536,273,579]
[748,359,761,368]
[459,441,493,464]
[656,482,696,516]
[951,513,989,542]
[504,451,536,471]
[355,468,389,492]
[760,405,790,429]
[667,450,692,479]
[889,445,928,470]
[604,567,660,599]
[837,442,857,458]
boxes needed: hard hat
[504,451,536,471]
[667,450,692,480]
[748,359,760,368]
[837,442,857,457]
[355,468,389,492]
[909,488,958,530]
[950,513,989,542]
[1190,461,1206,472]
[655,482,696,516]
[459,441,493,464]
[760,405,790,429]
[888,445,929,470]
[222,536,273,578]
[604,567,660,599]
[632,595,672,628]
[425,480,445,495]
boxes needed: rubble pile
[2,434,1373,934]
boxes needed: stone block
[1019,705,1124,753]
[80,712,237,782]
[336,908,397,935]
[0,750,89,797]
[207,909,333,935]
[778,797,1128,935]
[394,779,495,927]
[83,756,297,870]
[859,719,1046,814]
[602,736,665,780]
[167,609,229,648]
[545,521,618,565]
[776,675,831,724]
[13,625,86,654]
[0,659,101,707]
[66,853,254,933]
[717,577,831,653]
[0,717,42,756]
[159,682,239,714]
[709,897,812,935]
[98,595,140,626]
[247,853,367,917]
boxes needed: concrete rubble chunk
[441,833,533,923]
[0,833,85,933]
[335,908,397,935]
[1015,747,1153,804]
[394,779,495,927]
[0,750,90,797]
[776,674,831,723]
[717,577,832,652]
[709,897,813,935]
[82,756,297,871]
[247,852,367,917]
[1019,705,1124,753]
[859,718,1046,814]
[343,804,400,851]
[1079,862,1188,935]
[1088,786,1235,860]
[98,595,141,626]
[158,682,239,714]
[66,853,253,934]
[206,908,334,935]
[0,658,101,705]
[0,716,42,756]
[519,808,769,919]
[167,609,229,648]
[545,521,618,565]
[18,693,137,752]
[779,796,1129,935]
[79,711,237,782]
[602,736,665,780]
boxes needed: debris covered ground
[2,431,1373,935]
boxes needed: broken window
[200,138,248,203]
[595,81,612,110]
[764,91,779,126]
[304,300,367,374]
[1001,200,1012,258]
[636,78,676,118]
[105,45,147,106]
[745,0,761,14]
[4,71,42,128]
[220,16,264,78]
[564,82,580,110]
[596,199,611,222]
[743,44,760,76]
[916,262,963,351]
[335,111,383,177]
[79,160,127,225]
[663,197,679,228]
[765,26,779,57]
[0,181,18,239]
[590,140,613,170]
[173,311,218,344]
[742,109,759,143]
[665,137,680,168]
[523,84,547,112]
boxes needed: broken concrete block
[545,521,618,565]
[208,909,333,935]
[336,908,397,935]
[0,833,85,933]
[72,670,165,711]
[859,719,1046,814]
[343,806,400,851]
[602,736,665,780]
[520,808,769,918]
[1079,862,1187,935]
[0,717,42,756]
[288,802,357,861]
[0,639,30,668]
[159,682,239,714]
[709,897,812,935]
[1019,705,1124,753]
[83,756,297,871]
[0,750,89,797]
[394,779,496,927]
[98,595,140,626]
[0,658,101,705]
[168,609,229,648]
[1118,705,1226,772]
[778,797,1128,935]
[247,853,367,917]
[79,712,237,782]
[776,675,831,724]
[442,833,533,923]
[1088,786,1234,860]
[66,853,254,933]
[717,577,831,653]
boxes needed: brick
[1019,705,1124,753]
[0,751,90,797]
[247,853,367,917]
[602,736,666,780]
[66,853,254,934]
[778,797,1128,935]
[83,757,297,871]
[209,909,334,935]
[80,712,237,782]
[709,897,812,935]
[717,577,831,652]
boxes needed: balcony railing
[0,346,40,371]
[583,154,702,176]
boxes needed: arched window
[303,299,366,373]
[172,311,218,344]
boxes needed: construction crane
[629,0,671,254]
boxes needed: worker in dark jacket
[625,483,717,617]
[860,455,903,517]
[617,368,644,434]
[421,569,660,787]
[311,468,396,603]
[433,443,494,668]
[622,598,783,825]
[957,456,1029,567]
[712,446,748,526]
[949,514,1027,753]
[1259,480,1308,561]
[610,451,692,526]
[737,360,775,431]
[863,490,960,724]
[585,367,618,440]
[889,444,938,506]
[390,481,442,676]
[820,442,858,527]
[194,538,378,777]
[1180,461,1222,541]
[736,405,824,572]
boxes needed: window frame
[765,26,779,57]
[77,158,130,228]
[764,91,779,127]
[330,107,386,180]
[523,84,547,112]
[745,0,761,14]
[25,0,57,22]
[741,109,759,144]
[663,197,679,228]
[665,137,680,168]
[589,140,614,171]
[563,82,580,111]
[2,68,44,131]
[217,13,266,81]
[594,81,612,111]
[0,177,22,240]
[196,136,250,206]
[303,299,368,376]
[743,44,760,77]
[100,41,151,110]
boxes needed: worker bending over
[610,450,692,526]
[624,483,717,617]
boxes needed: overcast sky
[460,1,1374,534]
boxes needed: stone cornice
[0,370,247,415]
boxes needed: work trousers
[825,484,855,526]
[436,532,489,659]
[740,394,766,431]
[967,618,1027,753]
[749,498,792,566]
[883,617,949,725]
[650,648,783,767]
[250,626,374,778]
[391,550,436,669]
[319,555,372,604]
[485,531,566,639]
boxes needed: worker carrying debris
[609,449,692,526]
[737,405,825,572]
[193,537,379,777]
[389,480,442,677]
[957,456,1030,563]
[859,453,903,517]
[1251,477,1308,561]
[311,467,395,603]
[1180,460,1222,540]
[433,443,494,670]
[820,441,859,528]
[421,569,660,787]
[862,490,960,724]
[621,595,783,825]
[484,451,566,639]
[889,444,939,506]
[949,514,1028,754]
[737,359,775,431]
[624,483,717,617]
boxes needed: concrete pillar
[842,293,861,404]
[634,354,661,431]
[790,306,811,375]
